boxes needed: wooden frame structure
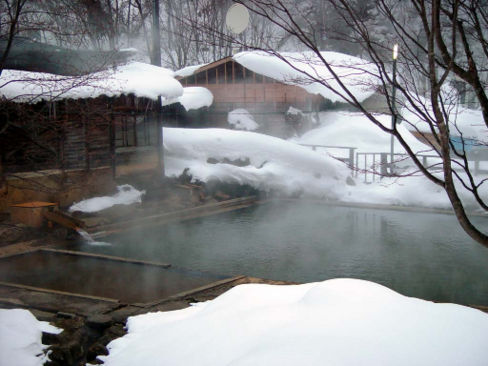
[177,56,324,114]
[1,94,160,175]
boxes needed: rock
[346,176,356,186]
[87,342,108,362]
[86,315,113,330]
[42,331,60,345]
[0,224,29,243]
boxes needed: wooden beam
[0,281,120,303]
[142,275,246,307]
[40,248,172,268]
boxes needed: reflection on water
[77,202,488,305]
[0,252,222,303]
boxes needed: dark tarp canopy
[0,37,135,76]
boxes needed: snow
[292,111,487,210]
[99,278,488,366]
[163,109,488,211]
[402,101,487,143]
[233,51,379,103]
[174,63,208,78]
[0,309,62,366]
[68,184,145,213]
[177,87,213,111]
[294,111,430,154]
[287,106,303,116]
[163,127,350,199]
[227,108,259,131]
[0,62,183,104]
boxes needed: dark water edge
[76,201,488,306]
[0,252,223,303]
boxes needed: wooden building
[177,56,325,114]
[0,94,160,175]
[175,56,328,136]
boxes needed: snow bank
[100,278,488,366]
[0,309,62,366]
[177,87,213,111]
[227,109,259,131]
[294,111,430,155]
[163,127,350,199]
[402,102,487,143]
[69,184,145,213]
[0,62,183,103]
[292,111,486,210]
[234,51,379,103]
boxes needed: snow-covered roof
[177,87,213,111]
[0,62,183,104]
[233,51,379,103]
[174,63,208,78]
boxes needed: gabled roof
[176,51,380,103]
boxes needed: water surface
[77,202,488,305]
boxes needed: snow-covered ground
[162,111,487,212]
[293,111,430,154]
[0,309,61,366]
[163,127,349,199]
[99,279,488,366]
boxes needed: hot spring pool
[75,201,488,306]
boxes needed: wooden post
[83,103,90,171]
[349,148,355,168]
[133,114,137,146]
[151,0,163,180]
[109,101,116,178]
[380,153,388,177]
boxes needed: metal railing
[299,144,356,168]
[299,143,488,183]
[355,151,488,183]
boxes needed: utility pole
[151,0,164,178]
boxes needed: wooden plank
[0,281,120,303]
[141,275,246,307]
[0,241,40,259]
[40,248,172,268]
[89,197,260,238]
